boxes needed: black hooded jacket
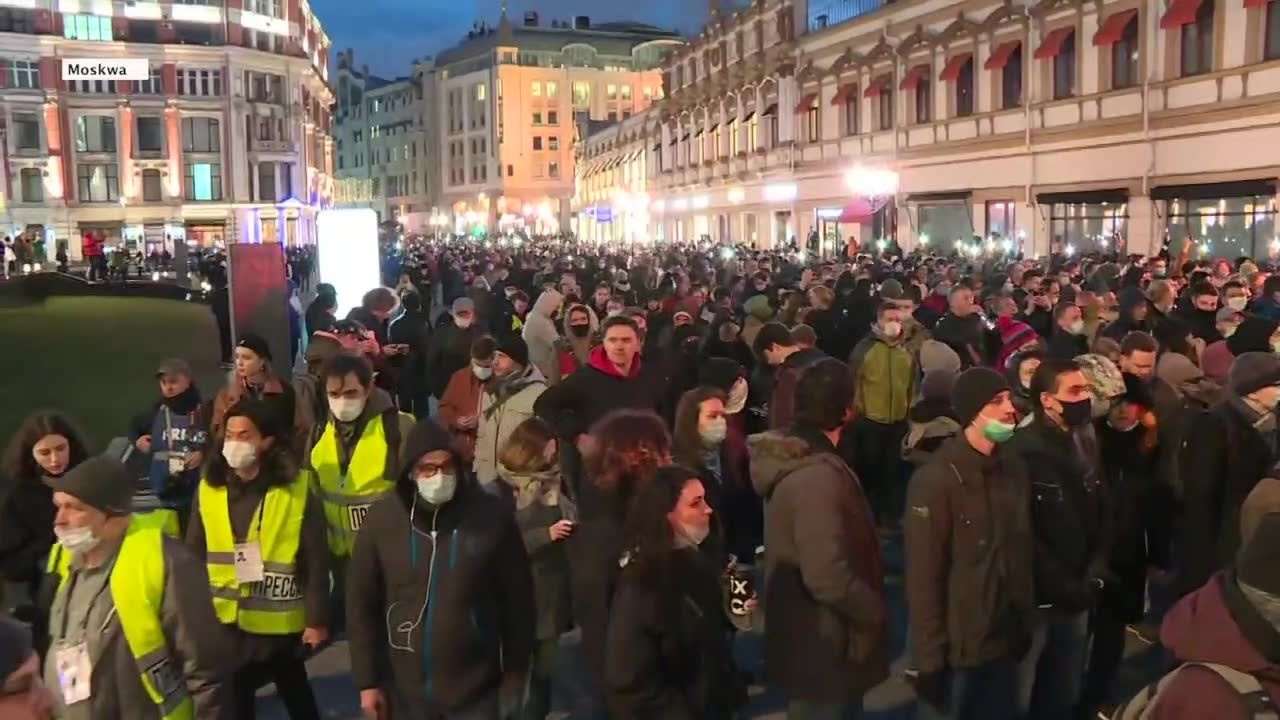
[346,419,534,715]
[1228,315,1280,356]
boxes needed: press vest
[308,416,398,557]
[52,518,194,720]
[198,473,308,635]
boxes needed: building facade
[0,0,334,261]
[435,11,683,235]
[578,0,1280,259]
[332,51,439,231]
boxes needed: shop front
[909,193,973,253]
[1037,189,1129,256]
[1152,180,1277,260]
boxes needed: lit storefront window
[1165,196,1277,260]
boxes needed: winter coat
[425,319,478,399]
[388,308,432,397]
[901,399,961,467]
[44,532,231,720]
[932,312,987,368]
[1006,416,1111,612]
[604,548,745,720]
[210,371,306,447]
[533,345,666,443]
[1180,402,1276,593]
[849,332,917,425]
[437,366,484,464]
[500,466,573,642]
[904,435,1035,672]
[749,428,888,700]
[522,289,564,386]
[1097,420,1168,622]
[1152,572,1280,719]
[346,420,535,716]
[1045,329,1089,361]
[765,347,826,431]
[474,366,547,487]
[676,423,759,567]
[0,474,56,597]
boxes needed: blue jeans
[1017,609,1090,720]
[787,698,864,720]
[914,657,1020,720]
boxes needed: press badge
[234,542,265,583]
[55,642,92,704]
[168,454,186,475]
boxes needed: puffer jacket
[474,365,547,487]
[749,427,888,700]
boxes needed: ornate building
[578,0,1280,258]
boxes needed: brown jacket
[437,365,483,464]
[904,434,1035,673]
[210,371,309,447]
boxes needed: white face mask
[700,418,728,446]
[222,440,258,470]
[416,471,457,505]
[1228,297,1248,312]
[725,379,748,415]
[330,396,366,423]
[1068,319,1086,335]
[473,364,493,380]
[675,521,710,548]
[55,525,100,555]
[881,321,902,338]
[454,315,473,329]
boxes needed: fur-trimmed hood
[747,430,848,499]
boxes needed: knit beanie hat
[495,335,530,367]
[996,316,1039,369]
[951,368,1011,427]
[1237,510,1280,595]
[921,369,958,403]
[744,294,774,321]
[879,279,905,301]
[47,456,133,516]
[236,333,272,361]
[920,339,962,376]
[1230,352,1280,397]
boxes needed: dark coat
[0,474,55,595]
[1045,329,1090,361]
[604,549,745,720]
[1097,421,1167,622]
[425,320,478,398]
[388,308,431,397]
[932,312,987,368]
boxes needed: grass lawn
[0,296,224,464]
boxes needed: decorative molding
[897,24,933,57]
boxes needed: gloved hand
[911,669,949,710]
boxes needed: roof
[435,21,683,68]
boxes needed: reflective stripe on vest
[198,473,308,635]
[55,517,194,720]
[309,417,395,557]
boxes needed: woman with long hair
[187,398,329,720]
[0,412,90,609]
[497,417,574,720]
[570,409,672,700]
[604,465,745,719]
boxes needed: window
[19,168,41,203]
[748,113,759,149]
[1112,16,1139,88]
[607,112,618,123]
[0,9,34,33]
[9,60,38,89]
[532,111,542,125]
[531,81,542,97]
[182,117,221,153]
[75,116,116,153]
[878,88,894,130]
[548,110,559,125]
[76,163,119,202]
[839,91,860,135]
[572,81,590,107]
[177,69,223,97]
[142,169,162,202]
[805,104,820,142]
[133,69,162,95]
[549,161,559,178]
[1268,0,1280,60]
[621,85,632,101]
[729,119,739,155]
[1165,195,1275,259]
[915,76,932,123]
[1003,46,1024,109]
[13,113,39,150]
[955,58,974,117]
[475,83,486,101]
[64,14,112,41]
[507,164,514,177]
[136,117,163,153]
[546,81,558,98]
[644,86,653,100]
[1054,30,1077,99]
[986,201,1017,238]
[532,136,543,151]
[1049,201,1128,254]
[549,136,559,151]
[182,162,220,200]
[607,84,617,100]
[1181,0,1215,76]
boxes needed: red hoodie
[1152,573,1280,719]
[587,344,641,379]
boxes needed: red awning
[831,84,858,105]
[899,64,931,90]
[1160,0,1203,28]
[1244,0,1267,8]
[863,78,890,97]
[985,40,1021,70]
[1094,9,1138,45]
[1034,26,1075,60]
[794,93,818,113]
[939,53,973,81]
[838,199,877,224]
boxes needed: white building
[579,0,1280,259]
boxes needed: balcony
[250,138,295,153]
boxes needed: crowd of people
[3,235,1280,720]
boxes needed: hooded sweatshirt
[346,420,534,715]
[533,345,664,443]
[523,289,565,386]
[557,302,598,378]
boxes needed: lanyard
[58,553,119,640]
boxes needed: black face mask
[1057,397,1093,428]
[569,324,590,338]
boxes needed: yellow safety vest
[198,474,308,635]
[53,517,194,720]
[308,416,399,557]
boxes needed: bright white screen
[317,208,380,317]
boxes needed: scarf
[501,467,575,512]
[484,367,543,419]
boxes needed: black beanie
[495,335,529,368]
[1238,511,1280,596]
[951,367,1012,427]
[236,333,273,361]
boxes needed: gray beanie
[47,456,133,516]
